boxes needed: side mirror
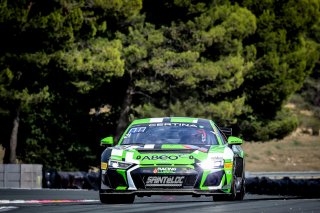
[101,136,114,147]
[227,136,243,145]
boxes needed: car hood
[109,144,231,165]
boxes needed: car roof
[130,117,214,129]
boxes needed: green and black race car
[99,117,245,204]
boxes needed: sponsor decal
[153,167,177,174]
[208,153,224,159]
[124,127,147,138]
[145,176,185,186]
[141,154,186,161]
[129,127,147,133]
[148,123,198,128]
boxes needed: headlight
[198,158,224,170]
[108,160,132,169]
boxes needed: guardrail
[246,171,320,179]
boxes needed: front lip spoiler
[100,189,229,196]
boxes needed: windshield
[121,123,219,146]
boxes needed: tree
[0,0,131,168]
[242,0,320,115]
[231,0,320,139]
[112,2,257,140]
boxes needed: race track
[0,189,319,213]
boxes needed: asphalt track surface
[0,189,320,213]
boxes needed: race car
[99,117,245,204]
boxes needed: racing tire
[100,193,135,204]
[235,174,245,201]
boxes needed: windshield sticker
[124,127,147,138]
[149,123,198,128]
[129,127,147,134]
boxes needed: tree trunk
[9,110,20,164]
[115,84,134,143]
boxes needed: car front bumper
[100,164,232,194]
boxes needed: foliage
[239,109,299,141]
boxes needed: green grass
[292,140,301,146]
[265,150,272,155]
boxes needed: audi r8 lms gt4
[99,117,245,204]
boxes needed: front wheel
[235,176,246,201]
[212,176,237,201]
[100,193,135,204]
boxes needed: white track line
[0,207,18,212]
[0,200,98,204]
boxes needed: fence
[0,164,42,189]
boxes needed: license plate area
[144,175,185,188]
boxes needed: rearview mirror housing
[100,136,114,147]
[227,136,243,145]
